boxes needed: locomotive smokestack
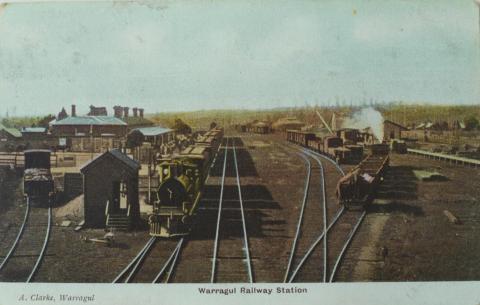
[123,107,129,118]
[132,107,138,118]
[139,108,144,118]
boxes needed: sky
[0,0,479,116]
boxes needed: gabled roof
[80,149,140,174]
[253,121,270,127]
[51,116,127,126]
[133,126,173,136]
[272,117,305,127]
[383,120,408,130]
[0,127,22,138]
[122,116,154,127]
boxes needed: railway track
[0,196,52,282]
[303,148,367,282]
[210,137,253,283]
[113,139,226,284]
[282,148,328,282]
[112,237,184,283]
[283,144,367,283]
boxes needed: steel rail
[303,146,368,283]
[205,140,224,183]
[124,237,157,283]
[112,236,156,283]
[283,153,311,283]
[328,211,366,282]
[287,139,368,283]
[164,238,184,283]
[0,196,30,272]
[287,206,345,283]
[283,141,344,176]
[304,147,345,176]
[27,206,52,283]
[210,137,229,283]
[302,149,328,282]
[152,238,184,283]
[232,138,254,283]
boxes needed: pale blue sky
[0,0,479,116]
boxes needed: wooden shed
[80,149,141,229]
[252,121,271,134]
[383,120,408,141]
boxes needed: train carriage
[336,144,389,209]
[23,149,55,205]
[287,130,316,147]
[289,129,364,164]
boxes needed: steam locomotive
[23,149,55,205]
[336,144,390,209]
[148,127,223,237]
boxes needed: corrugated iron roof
[22,127,47,133]
[51,116,127,126]
[1,127,22,138]
[133,126,173,136]
[122,116,154,126]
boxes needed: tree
[126,130,144,148]
[37,114,56,128]
[173,118,192,134]
[464,116,479,131]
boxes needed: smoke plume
[342,107,384,141]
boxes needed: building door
[112,180,128,212]
[390,131,395,140]
[119,181,128,210]
[112,181,120,211]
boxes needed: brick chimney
[123,107,129,118]
[71,104,76,117]
[132,107,138,117]
[113,106,123,118]
[139,108,144,118]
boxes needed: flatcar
[23,149,55,205]
[195,128,223,151]
[336,144,389,209]
[148,128,223,237]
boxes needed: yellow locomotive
[148,128,223,237]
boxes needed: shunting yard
[0,132,479,282]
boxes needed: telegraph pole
[476,0,480,36]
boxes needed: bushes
[464,116,479,131]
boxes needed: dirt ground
[0,133,479,282]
